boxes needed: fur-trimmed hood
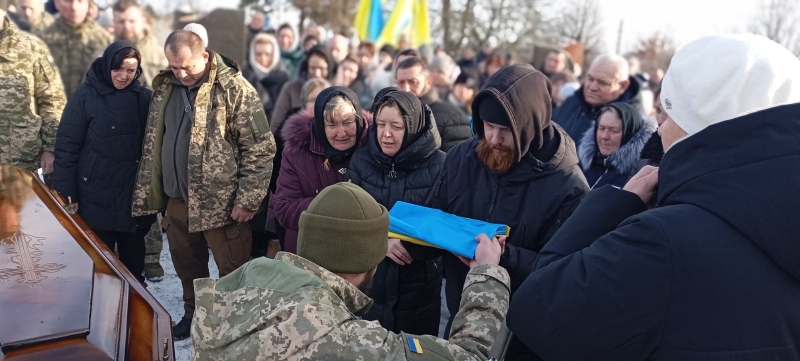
[579,116,657,176]
[281,108,373,156]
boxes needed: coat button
[83,177,88,181]
[111,126,115,129]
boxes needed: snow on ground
[146,233,450,361]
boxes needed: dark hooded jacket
[348,90,446,335]
[54,41,155,233]
[274,87,371,253]
[270,45,337,135]
[509,103,800,361]
[420,90,472,153]
[553,76,643,147]
[578,102,657,189]
[410,64,589,359]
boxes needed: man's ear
[202,51,210,63]
[619,78,631,92]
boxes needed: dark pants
[94,228,149,283]
[163,198,252,320]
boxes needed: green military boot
[144,254,164,282]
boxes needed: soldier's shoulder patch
[407,336,423,354]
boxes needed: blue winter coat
[508,103,800,360]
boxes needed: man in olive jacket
[132,30,275,340]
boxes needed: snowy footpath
[146,234,449,361]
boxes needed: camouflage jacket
[192,252,510,361]
[37,16,111,97]
[131,52,275,233]
[29,12,54,33]
[0,17,66,171]
[133,31,167,89]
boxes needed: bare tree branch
[749,0,800,55]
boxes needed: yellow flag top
[375,0,430,48]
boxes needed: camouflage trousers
[144,213,163,266]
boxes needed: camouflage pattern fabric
[0,17,66,171]
[134,31,167,89]
[37,16,111,97]
[28,12,54,34]
[191,252,510,361]
[131,52,275,233]
[144,213,163,265]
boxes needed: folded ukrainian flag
[388,201,510,259]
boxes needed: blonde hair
[323,94,356,123]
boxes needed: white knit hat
[183,23,209,48]
[661,33,800,136]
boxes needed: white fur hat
[183,23,209,48]
[661,33,800,136]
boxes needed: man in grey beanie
[191,182,512,361]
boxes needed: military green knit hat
[297,182,389,274]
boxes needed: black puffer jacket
[420,90,472,152]
[553,76,643,147]
[54,41,156,233]
[410,64,590,360]
[243,63,289,121]
[348,91,445,335]
[509,102,800,361]
[578,103,657,189]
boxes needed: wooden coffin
[0,167,174,361]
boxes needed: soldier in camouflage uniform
[0,9,66,173]
[192,182,511,361]
[15,0,54,33]
[131,30,275,340]
[112,0,169,281]
[37,0,111,97]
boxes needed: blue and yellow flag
[411,0,430,47]
[354,0,385,42]
[407,336,424,354]
[374,0,430,48]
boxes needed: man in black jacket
[553,54,642,147]
[410,63,589,360]
[509,33,800,361]
[396,56,472,152]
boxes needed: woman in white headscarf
[243,33,290,120]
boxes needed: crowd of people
[2,0,800,360]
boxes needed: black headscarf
[312,86,364,165]
[373,89,427,153]
[87,40,143,92]
[601,102,645,147]
[299,44,337,81]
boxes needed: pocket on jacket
[79,151,100,185]
[0,76,34,127]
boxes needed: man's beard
[477,139,515,174]
[356,270,375,295]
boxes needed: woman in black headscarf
[578,102,657,189]
[54,41,156,283]
[274,86,372,253]
[347,87,446,336]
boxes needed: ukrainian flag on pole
[375,0,411,47]
[355,0,385,42]
[411,0,430,47]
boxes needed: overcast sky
[600,0,761,53]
